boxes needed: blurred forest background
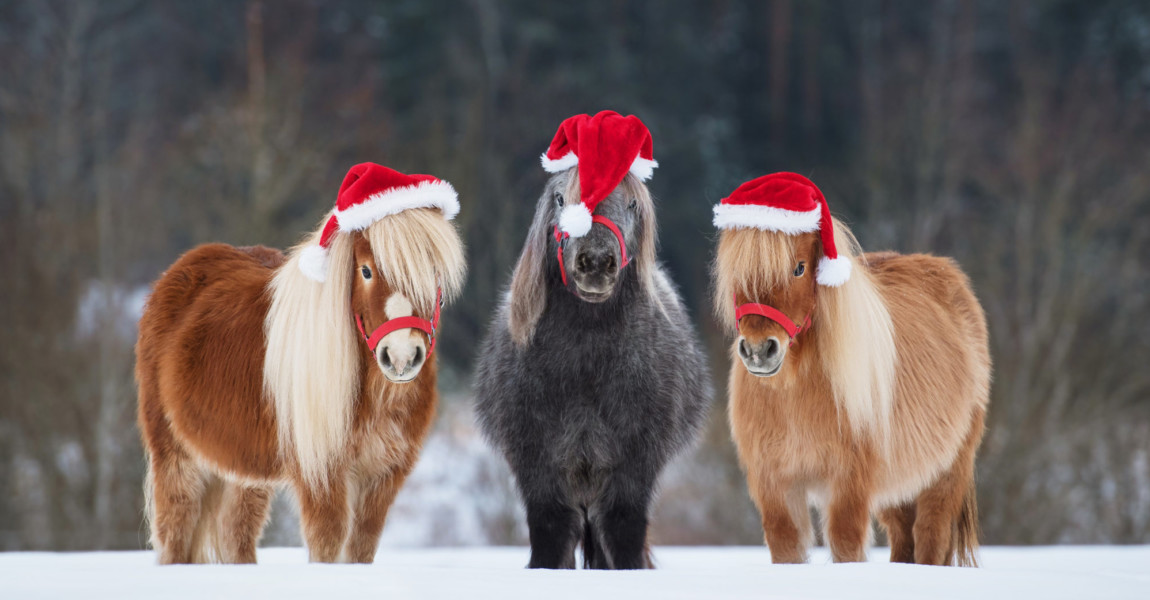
[2,0,1149,551]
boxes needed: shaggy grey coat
[474,171,711,569]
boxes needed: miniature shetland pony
[475,167,710,569]
[713,173,989,566]
[136,166,466,564]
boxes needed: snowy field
[2,546,1147,599]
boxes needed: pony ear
[507,188,554,347]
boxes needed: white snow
[2,546,1146,599]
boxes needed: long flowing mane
[507,172,665,346]
[263,208,466,489]
[713,217,896,443]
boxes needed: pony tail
[814,218,897,447]
[953,479,981,567]
[263,223,360,490]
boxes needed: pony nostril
[411,345,425,370]
[379,347,392,369]
[738,338,751,360]
[764,338,780,360]
[576,253,591,273]
[604,254,616,273]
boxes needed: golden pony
[136,164,466,564]
[712,173,989,566]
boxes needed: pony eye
[361,265,372,280]
[554,192,564,208]
[628,197,637,210]
[793,262,806,277]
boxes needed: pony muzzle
[738,335,785,377]
[555,215,630,303]
[377,333,426,383]
[573,247,619,301]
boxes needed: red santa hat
[713,172,851,287]
[298,162,460,282]
[540,111,657,237]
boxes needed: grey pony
[474,169,711,569]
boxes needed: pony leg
[524,497,581,569]
[510,450,580,569]
[216,483,273,564]
[593,499,651,570]
[878,502,916,563]
[754,484,810,564]
[295,477,350,563]
[147,447,209,565]
[344,475,403,563]
[913,409,984,566]
[826,468,873,563]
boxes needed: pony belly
[872,415,970,508]
[157,358,284,482]
[193,453,286,487]
[164,410,286,483]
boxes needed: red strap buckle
[356,287,443,356]
[553,215,630,287]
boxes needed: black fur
[474,173,711,569]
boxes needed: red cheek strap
[355,287,442,356]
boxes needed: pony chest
[349,393,432,475]
[350,415,412,475]
[730,374,841,475]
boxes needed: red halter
[553,215,630,287]
[733,293,812,347]
[355,287,443,356]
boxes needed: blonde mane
[263,208,466,489]
[713,218,896,444]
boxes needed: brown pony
[136,205,466,564]
[713,180,989,567]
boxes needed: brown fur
[715,222,989,566]
[137,223,456,564]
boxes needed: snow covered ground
[2,546,1147,599]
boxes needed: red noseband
[553,215,630,287]
[733,293,812,346]
[355,287,443,356]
